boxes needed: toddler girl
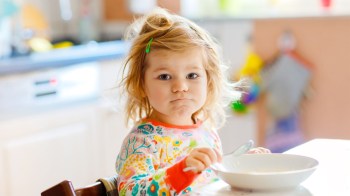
[116,8,267,195]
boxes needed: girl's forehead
[147,47,204,60]
[145,48,205,68]
[152,47,198,54]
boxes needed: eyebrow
[188,65,204,70]
[152,66,169,72]
[151,64,204,72]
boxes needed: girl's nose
[172,79,188,93]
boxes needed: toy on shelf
[232,50,264,114]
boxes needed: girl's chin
[156,114,194,125]
[151,107,199,124]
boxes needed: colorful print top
[115,119,222,195]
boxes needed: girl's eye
[187,73,199,79]
[158,74,171,80]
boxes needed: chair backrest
[75,181,106,196]
[41,180,106,196]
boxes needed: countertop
[0,40,128,76]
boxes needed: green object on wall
[231,100,247,113]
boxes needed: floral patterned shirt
[115,119,222,195]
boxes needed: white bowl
[214,153,318,191]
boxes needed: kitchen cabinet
[0,103,101,196]
[0,58,128,196]
[96,58,129,177]
[97,105,129,177]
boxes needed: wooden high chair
[41,175,118,196]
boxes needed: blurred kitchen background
[1,0,350,195]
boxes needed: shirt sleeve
[115,131,199,196]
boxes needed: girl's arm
[116,133,200,195]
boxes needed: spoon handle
[183,140,254,172]
[183,166,197,172]
[225,139,254,156]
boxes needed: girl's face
[144,47,208,125]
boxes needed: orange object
[21,3,48,37]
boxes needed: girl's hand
[185,147,222,173]
[247,147,271,154]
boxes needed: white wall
[197,20,257,153]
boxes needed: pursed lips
[171,98,191,102]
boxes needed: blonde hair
[120,8,239,128]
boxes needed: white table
[192,139,350,195]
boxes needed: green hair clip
[145,38,153,53]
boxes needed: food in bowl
[213,153,318,191]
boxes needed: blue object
[0,0,18,19]
[265,112,304,153]
[242,83,260,104]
